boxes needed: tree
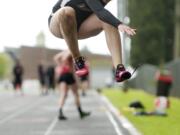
[129,0,175,66]
[0,53,12,79]
[174,0,180,59]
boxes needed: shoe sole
[116,72,131,82]
[121,72,131,81]
[58,117,67,120]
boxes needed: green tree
[129,0,175,66]
[174,0,180,59]
[0,53,12,79]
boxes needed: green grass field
[103,88,180,135]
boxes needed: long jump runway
[0,90,133,135]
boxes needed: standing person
[38,61,48,95]
[46,65,55,92]
[12,60,24,95]
[54,50,90,120]
[48,0,136,82]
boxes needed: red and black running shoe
[74,56,89,77]
[115,64,131,82]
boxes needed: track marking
[0,98,46,125]
[101,95,141,135]
[106,111,123,135]
[0,96,39,113]
[44,118,58,135]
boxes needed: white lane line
[0,98,46,125]
[106,111,123,135]
[44,92,82,135]
[44,118,58,135]
[0,97,38,113]
[101,95,141,135]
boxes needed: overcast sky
[0,0,117,54]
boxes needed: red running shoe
[74,56,89,77]
[115,64,131,82]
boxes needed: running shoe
[80,111,91,119]
[58,115,67,120]
[74,56,89,77]
[58,109,67,120]
[115,64,131,82]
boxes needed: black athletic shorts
[13,78,22,88]
[48,0,92,31]
[80,75,88,81]
[58,73,76,85]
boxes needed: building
[6,46,112,88]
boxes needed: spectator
[12,59,24,95]
[38,61,48,95]
[46,65,55,92]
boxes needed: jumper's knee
[58,7,76,26]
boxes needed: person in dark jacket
[13,60,24,95]
[46,65,55,91]
[38,61,48,95]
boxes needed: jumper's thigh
[77,14,103,39]
[49,7,76,38]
